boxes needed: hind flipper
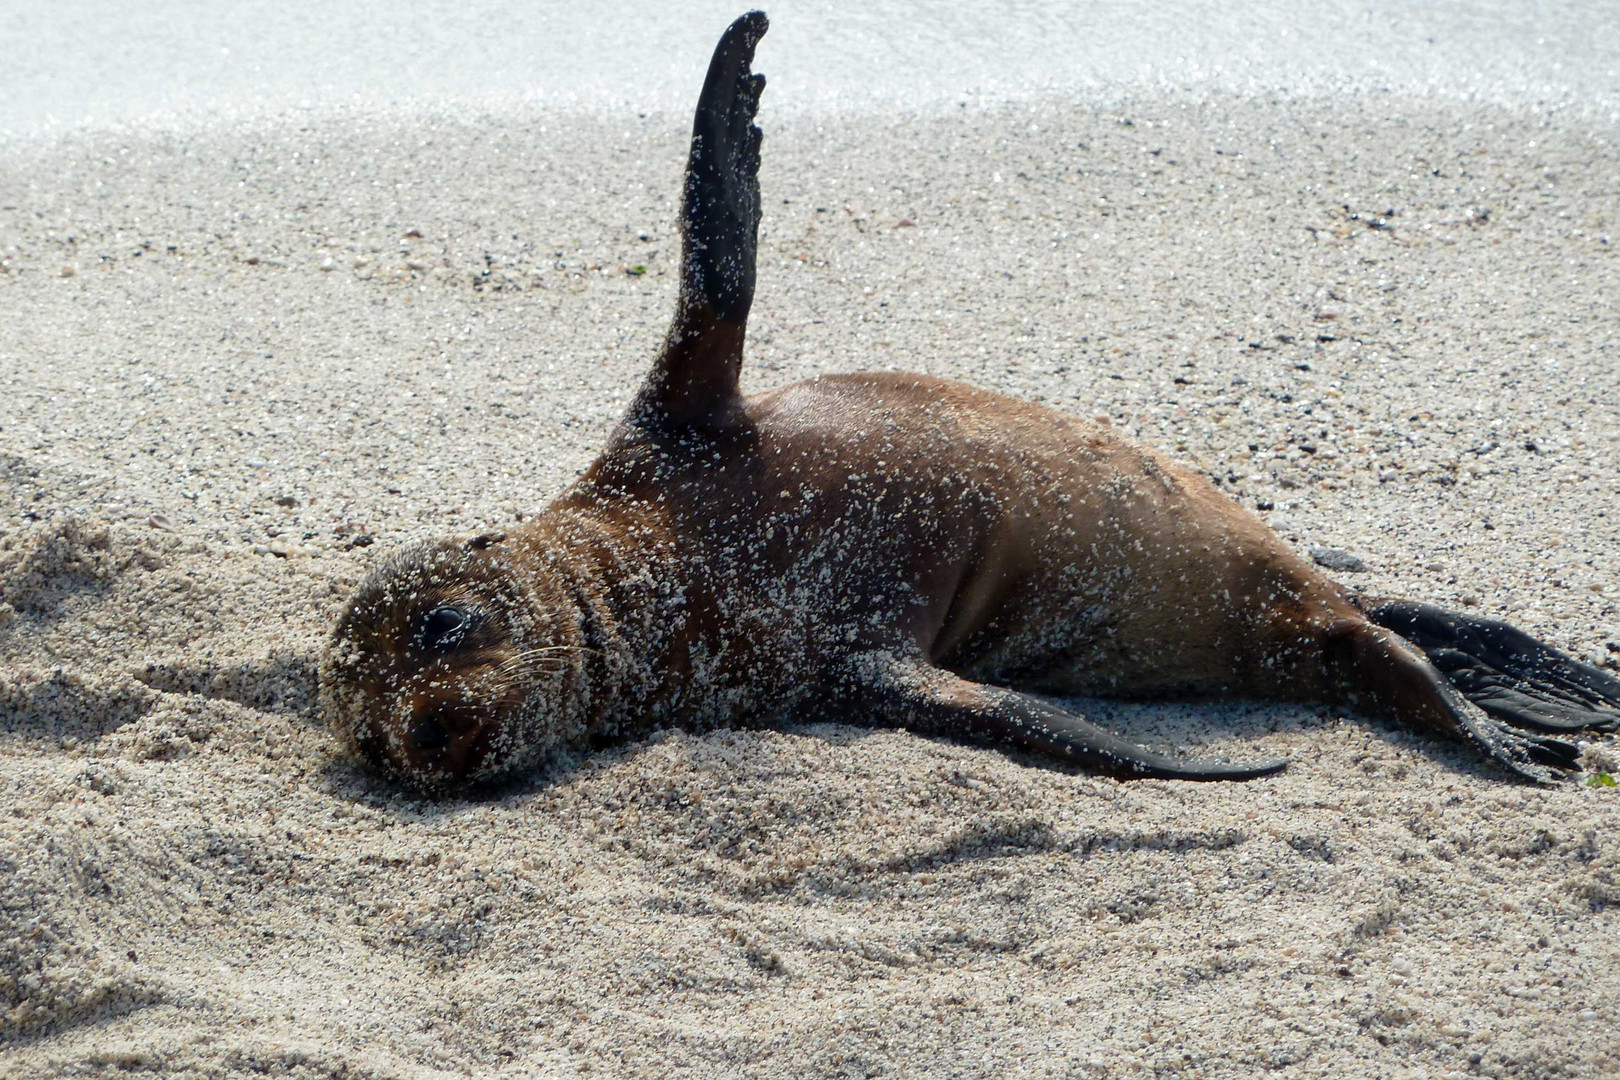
[1366,600,1620,735]
[1448,693,1583,783]
[839,653,1288,782]
[1327,619,1585,784]
[630,11,769,430]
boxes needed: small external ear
[464,531,508,551]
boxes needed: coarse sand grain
[3,93,1619,1078]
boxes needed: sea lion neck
[513,506,676,739]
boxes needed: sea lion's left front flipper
[841,654,1289,782]
[631,11,769,431]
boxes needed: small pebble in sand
[1311,546,1367,573]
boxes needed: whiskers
[493,644,599,685]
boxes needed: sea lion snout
[396,701,501,785]
[323,639,537,789]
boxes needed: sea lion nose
[410,712,451,752]
[404,705,492,783]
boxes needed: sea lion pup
[319,11,1620,792]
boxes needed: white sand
[3,82,1619,1078]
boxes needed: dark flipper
[1366,600,1620,735]
[841,654,1288,781]
[1326,618,1587,784]
[629,11,769,430]
[681,10,768,326]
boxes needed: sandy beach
[4,6,1620,1078]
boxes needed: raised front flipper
[841,654,1288,781]
[1366,600,1620,735]
[629,11,769,431]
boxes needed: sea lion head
[319,530,588,791]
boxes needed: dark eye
[418,606,470,652]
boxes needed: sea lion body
[321,12,1620,790]
[577,371,1349,711]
